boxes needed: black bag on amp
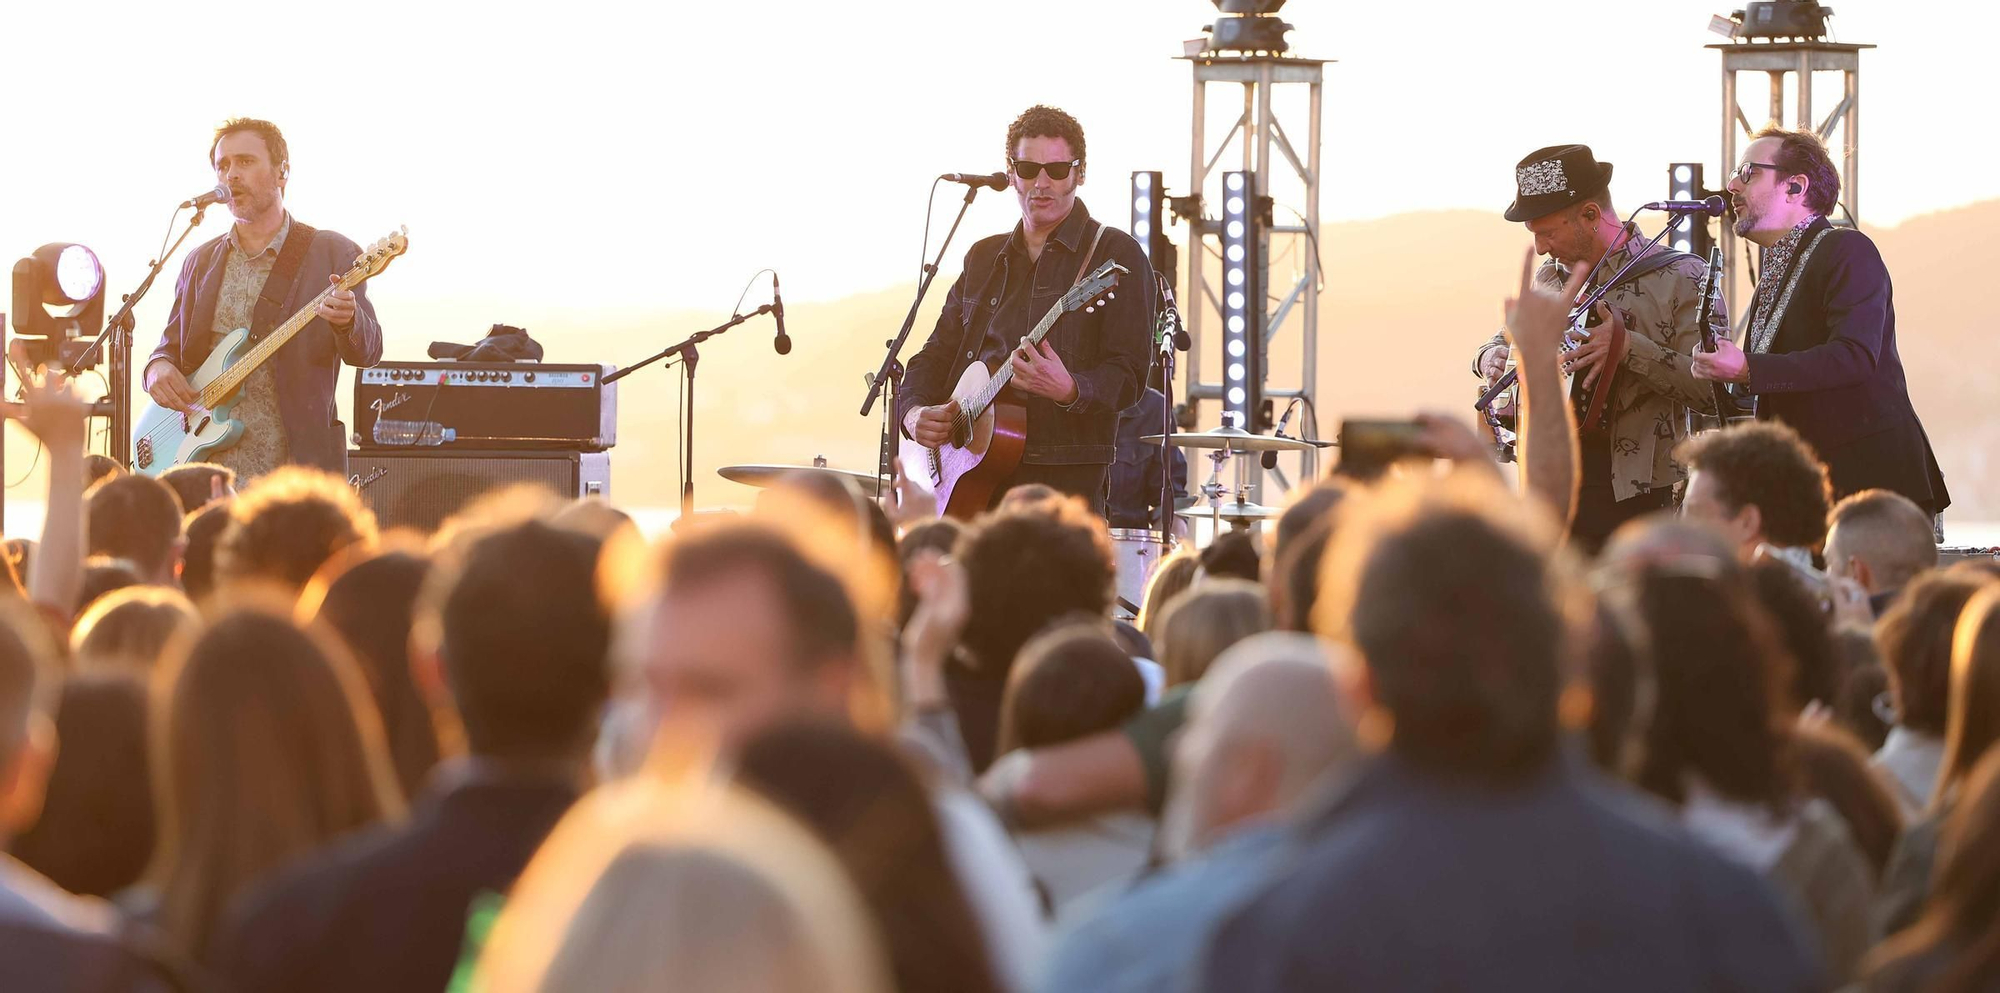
[349,449,611,533]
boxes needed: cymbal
[1175,500,1285,522]
[1142,426,1324,452]
[718,464,879,489]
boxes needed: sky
[0,0,1994,522]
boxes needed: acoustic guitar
[899,258,1127,520]
[132,228,408,475]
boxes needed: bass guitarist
[900,105,1153,516]
[1472,144,1726,552]
[143,118,383,481]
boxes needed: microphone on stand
[941,172,1008,191]
[1640,195,1727,215]
[182,184,232,209]
[771,272,792,355]
[1262,401,1299,470]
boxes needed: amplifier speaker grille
[348,450,610,533]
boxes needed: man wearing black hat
[1473,144,1729,550]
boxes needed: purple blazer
[148,221,383,475]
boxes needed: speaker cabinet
[348,449,611,533]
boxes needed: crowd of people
[0,254,1995,993]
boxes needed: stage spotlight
[1712,2,1834,41]
[1221,170,1264,430]
[1130,171,1175,275]
[1666,162,1715,258]
[11,242,106,368]
[1204,0,1293,54]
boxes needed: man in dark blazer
[207,520,610,993]
[1695,126,1950,523]
[143,118,382,479]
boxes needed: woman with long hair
[300,547,442,797]
[133,603,404,960]
[1865,748,2000,992]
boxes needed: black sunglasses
[1009,158,1081,181]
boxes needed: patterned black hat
[1504,144,1614,222]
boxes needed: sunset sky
[1,0,1994,524]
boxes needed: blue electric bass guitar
[132,227,408,475]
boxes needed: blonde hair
[1154,579,1273,687]
[1137,547,1201,643]
[70,586,199,675]
[476,776,888,993]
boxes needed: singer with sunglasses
[898,105,1154,515]
[1692,126,1950,529]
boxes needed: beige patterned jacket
[1477,224,1729,502]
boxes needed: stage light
[1130,171,1174,267]
[1712,3,1834,41]
[1666,162,1715,258]
[1221,169,1264,431]
[11,242,105,368]
[1204,0,1293,54]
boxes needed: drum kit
[717,424,1324,621]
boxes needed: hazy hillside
[5,202,1991,526]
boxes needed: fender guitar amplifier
[354,362,616,451]
[349,449,611,533]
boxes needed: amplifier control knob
[501,372,512,382]
[524,372,536,383]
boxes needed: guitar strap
[1074,222,1106,284]
[250,221,319,341]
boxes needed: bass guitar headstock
[340,226,410,289]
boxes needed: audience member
[76,558,144,617]
[133,605,403,961]
[1151,580,1271,688]
[178,502,232,606]
[473,778,890,993]
[737,722,1000,993]
[68,587,198,676]
[1878,581,2000,936]
[1873,572,1986,815]
[0,596,173,988]
[631,522,1046,989]
[1750,559,1845,711]
[994,624,1151,913]
[951,500,1115,772]
[1135,548,1198,643]
[1826,489,1939,617]
[301,548,442,797]
[212,520,610,993]
[1195,530,1259,583]
[84,475,185,587]
[1791,721,1905,878]
[157,463,237,516]
[897,519,963,628]
[1679,420,1834,560]
[1204,475,1825,991]
[81,454,122,489]
[215,467,379,595]
[1040,633,1355,993]
[9,674,154,899]
[1862,748,2000,993]
[1625,569,1876,979]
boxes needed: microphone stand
[604,304,775,522]
[1474,209,1692,415]
[862,183,984,501]
[66,203,214,466]
[1156,330,1178,551]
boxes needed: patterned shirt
[208,214,293,482]
[1481,223,1730,501]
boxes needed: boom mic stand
[605,304,776,521]
[862,183,987,501]
[66,202,215,466]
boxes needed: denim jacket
[899,200,1154,466]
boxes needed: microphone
[182,184,231,209]
[1640,195,1726,216]
[941,172,1008,191]
[771,272,792,356]
[1261,402,1299,470]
